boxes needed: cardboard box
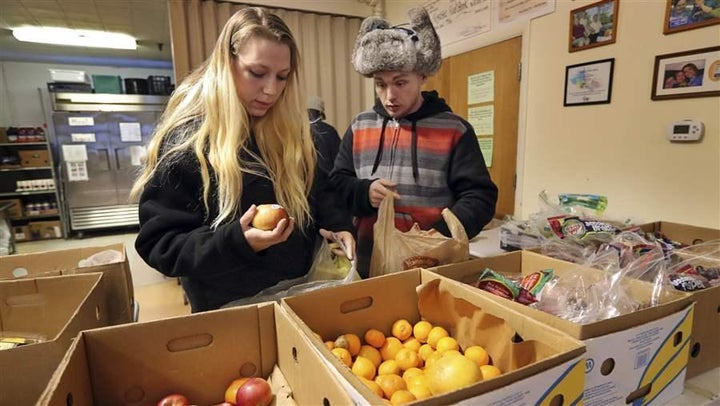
[39,302,353,405]
[13,225,30,241]
[18,149,50,167]
[29,220,63,240]
[635,221,720,378]
[0,243,134,325]
[635,221,720,246]
[0,198,23,218]
[430,251,695,406]
[0,273,109,406]
[282,269,586,405]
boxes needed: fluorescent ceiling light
[12,26,136,50]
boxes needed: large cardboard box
[18,149,50,167]
[0,273,109,406]
[635,221,720,378]
[431,251,695,406]
[282,269,586,405]
[0,243,134,325]
[636,221,720,246]
[28,219,63,239]
[0,198,23,218]
[39,302,353,405]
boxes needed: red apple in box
[224,378,250,404]
[235,377,273,406]
[252,204,288,231]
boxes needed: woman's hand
[239,205,294,252]
[369,178,401,208]
[319,229,355,261]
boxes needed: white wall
[0,62,174,127]
[385,0,720,229]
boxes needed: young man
[330,7,498,278]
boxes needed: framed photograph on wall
[651,46,720,100]
[663,0,720,34]
[569,0,619,53]
[564,58,615,106]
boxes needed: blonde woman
[131,8,354,312]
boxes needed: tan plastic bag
[369,194,469,277]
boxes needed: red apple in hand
[157,394,189,406]
[235,377,273,406]
[251,204,289,231]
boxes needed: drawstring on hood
[370,90,452,182]
[371,117,390,177]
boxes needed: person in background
[330,7,498,278]
[665,70,688,88]
[588,14,603,43]
[308,95,341,175]
[131,7,354,312]
[682,63,703,87]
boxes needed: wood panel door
[425,36,522,218]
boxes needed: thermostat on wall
[667,119,704,142]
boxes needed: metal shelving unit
[0,134,64,242]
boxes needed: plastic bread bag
[532,248,640,323]
[665,240,720,291]
[222,234,359,308]
[602,231,676,307]
[539,236,597,264]
[531,269,605,323]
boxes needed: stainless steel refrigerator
[50,93,168,237]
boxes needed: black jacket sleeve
[432,123,498,239]
[313,155,354,234]
[134,156,258,280]
[329,126,376,216]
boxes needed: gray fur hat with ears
[351,7,442,77]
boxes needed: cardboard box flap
[0,273,108,406]
[39,333,94,406]
[0,243,126,275]
[284,270,422,340]
[417,277,578,372]
[0,274,102,339]
[273,304,356,405]
[636,221,720,245]
[0,243,135,325]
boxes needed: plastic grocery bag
[222,235,359,307]
[369,194,469,277]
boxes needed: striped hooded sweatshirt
[330,91,498,278]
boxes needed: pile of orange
[315,319,503,405]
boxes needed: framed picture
[663,0,720,34]
[651,46,720,100]
[564,58,615,106]
[569,0,619,53]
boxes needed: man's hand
[320,229,355,261]
[239,204,294,252]
[369,178,401,208]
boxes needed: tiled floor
[14,230,190,322]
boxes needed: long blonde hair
[131,7,315,230]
